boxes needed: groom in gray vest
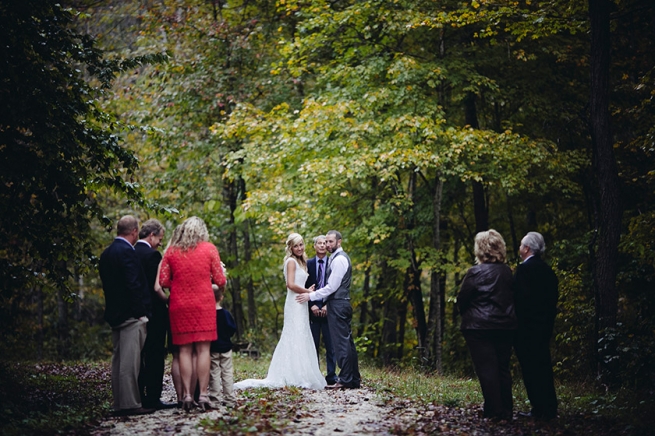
[296,230,361,389]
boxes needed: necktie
[317,259,324,289]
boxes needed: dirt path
[87,373,639,436]
[92,365,643,436]
[91,375,406,435]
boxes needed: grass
[232,352,487,409]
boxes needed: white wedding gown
[234,258,327,390]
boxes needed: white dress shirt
[136,239,152,248]
[309,247,348,301]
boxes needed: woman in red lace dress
[159,217,226,411]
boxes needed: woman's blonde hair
[166,216,210,252]
[283,232,307,270]
[474,229,507,264]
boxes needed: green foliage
[0,0,170,360]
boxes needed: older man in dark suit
[514,231,559,421]
[305,235,337,385]
[135,219,175,409]
[99,215,154,416]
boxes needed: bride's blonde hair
[283,232,307,270]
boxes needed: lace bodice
[283,257,308,290]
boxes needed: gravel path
[91,373,400,435]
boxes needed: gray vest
[325,250,352,301]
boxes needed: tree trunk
[223,178,245,340]
[397,296,408,361]
[57,286,70,359]
[358,262,371,338]
[589,0,622,382]
[35,284,43,361]
[378,258,400,365]
[427,174,444,372]
[505,192,519,261]
[239,178,256,331]
[75,268,84,322]
[359,177,377,338]
[405,264,426,356]
[404,172,428,360]
[242,224,256,330]
[380,293,398,365]
[452,237,461,328]
[464,92,488,233]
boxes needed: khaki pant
[111,318,147,411]
[208,350,235,406]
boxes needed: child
[208,283,237,408]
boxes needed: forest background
[1,0,654,414]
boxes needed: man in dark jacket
[99,215,153,416]
[514,231,559,421]
[135,219,175,409]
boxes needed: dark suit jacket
[135,241,162,316]
[305,256,327,316]
[100,238,150,327]
[514,255,559,336]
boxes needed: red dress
[159,241,226,345]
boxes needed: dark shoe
[493,413,513,422]
[112,407,156,417]
[325,382,359,390]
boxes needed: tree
[0,0,163,358]
[588,0,622,382]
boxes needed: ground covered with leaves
[0,361,111,435]
[0,360,651,435]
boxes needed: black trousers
[309,315,337,384]
[463,329,514,419]
[139,304,168,407]
[327,299,360,388]
[515,329,557,419]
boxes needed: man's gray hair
[313,235,326,244]
[522,231,546,256]
[139,218,165,239]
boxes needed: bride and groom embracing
[234,230,361,390]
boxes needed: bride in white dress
[234,233,327,390]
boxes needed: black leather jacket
[457,262,517,331]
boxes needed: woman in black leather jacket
[458,229,517,421]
